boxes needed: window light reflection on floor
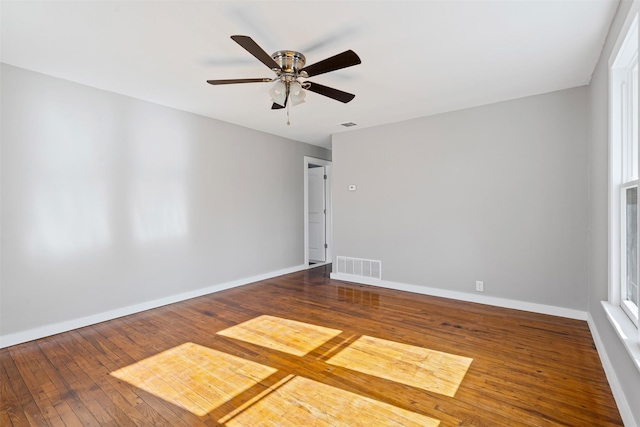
[327,335,473,397]
[223,376,440,427]
[216,314,342,356]
[110,342,277,416]
[110,317,466,424]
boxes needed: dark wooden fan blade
[306,81,355,103]
[207,78,272,85]
[300,50,361,77]
[231,35,281,70]
[271,103,285,110]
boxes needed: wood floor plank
[9,345,66,427]
[77,326,213,427]
[1,348,48,426]
[51,331,174,427]
[39,333,140,427]
[18,339,102,427]
[73,330,199,425]
[0,265,623,426]
[4,344,85,427]
[0,409,14,427]
[0,355,31,427]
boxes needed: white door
[308,166,326,262]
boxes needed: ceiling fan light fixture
[289,81,306,106]
[269,80,287,107]
[207,35,361,117]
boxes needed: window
[611,14,640,327]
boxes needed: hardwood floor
[1,265,623,426]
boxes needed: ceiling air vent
[340,122,357,127]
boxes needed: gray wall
[588,0,640,424]
[332,87,589,310]
[0,64,330,337]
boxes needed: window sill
[601,301,640,373]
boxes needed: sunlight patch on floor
[110,318,468,422]
[327,335,472,397]
[216,315,342,356]
[110,342,277,416]
[222,376,440,427]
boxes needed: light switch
[348,184,357,191]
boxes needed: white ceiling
[1,1,619,149]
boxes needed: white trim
[609,1,640,68]
[609,72,622,304]
[588,311,639,427]
[609,3,640,305]
[601,301,640,372]
[330,273,587,320]
[304,156,333,266]
[0,264,307,349]
[622,299,640,327]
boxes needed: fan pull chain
[287,99,291,126]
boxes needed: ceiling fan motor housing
[271,51,306,76]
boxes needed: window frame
[609,11,640,329]
[620,181,639,325]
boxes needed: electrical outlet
[476,280,484,292]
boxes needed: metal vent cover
[336,256,382,280]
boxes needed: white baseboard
[329,273,587,320]
[588,313,638,427]
[0,264,307,349]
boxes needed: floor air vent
[336,256,382,280]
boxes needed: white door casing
[308,166,326,262]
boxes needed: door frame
[304,156,333,267]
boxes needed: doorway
[304,156,332,267]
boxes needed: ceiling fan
[206,35,361,123]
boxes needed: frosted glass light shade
[269,81,287,107]
[289,81,306,106]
